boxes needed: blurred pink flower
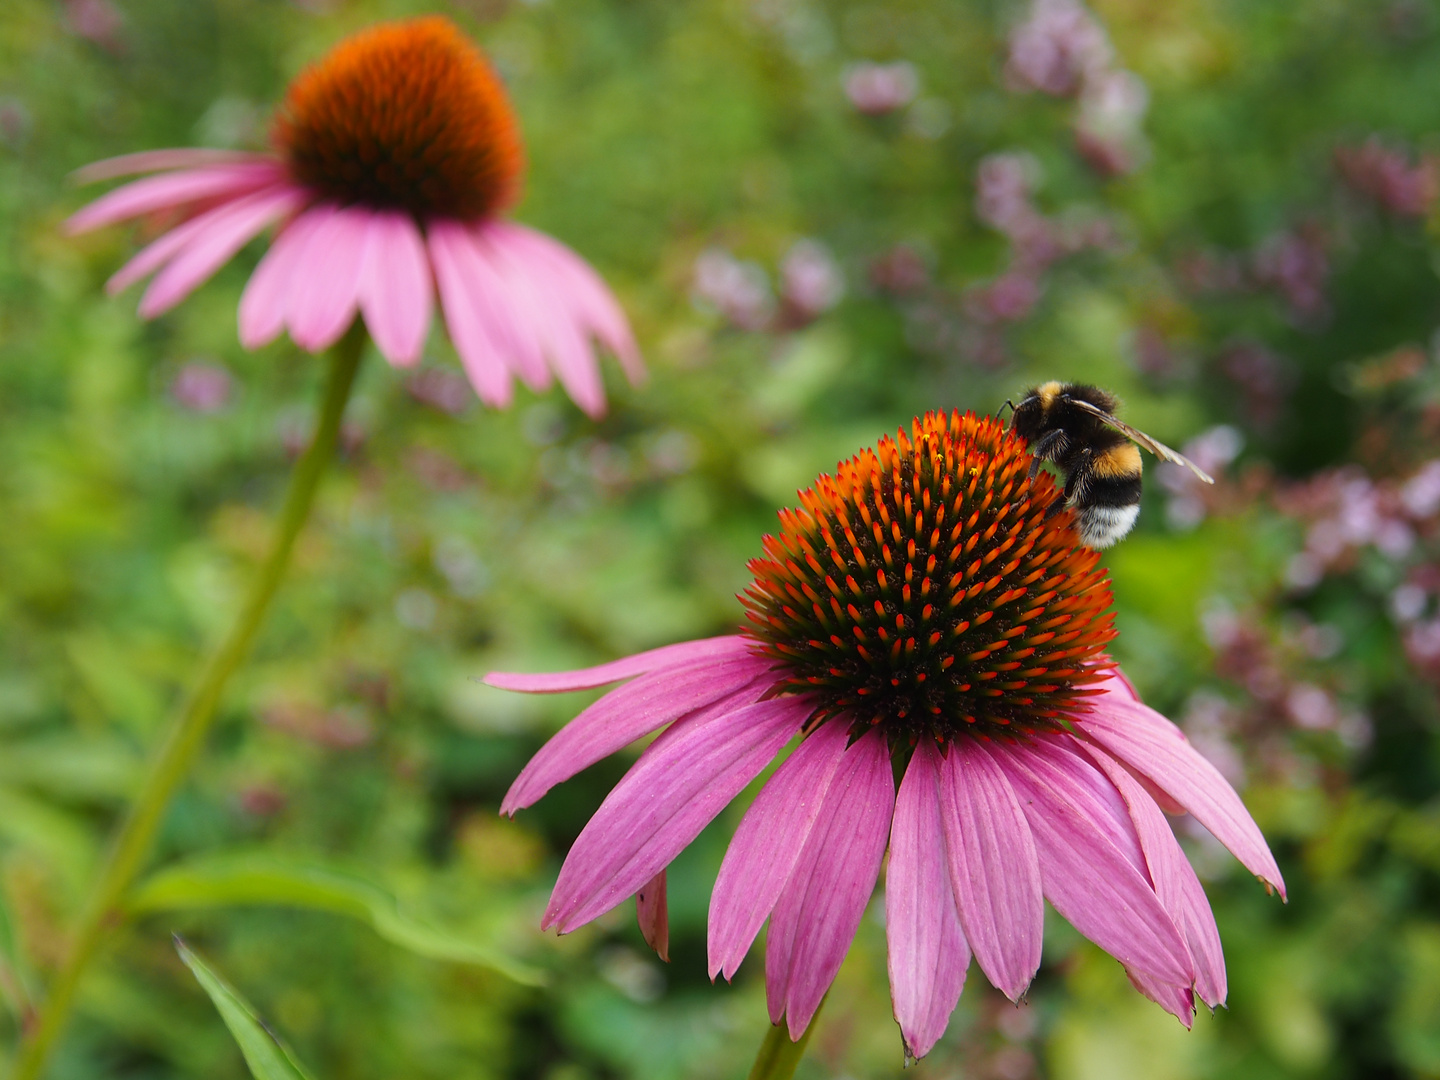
[1005,0,1112,97]
[779,239,844,322]
[65,17,640,417]
[488,412,1283,1056]
[1074,69,1150,177]
[169,359,234,413]
[691,248,775,330]
[843,61,920,115]
[1335,137,1439,218]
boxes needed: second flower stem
[11,324,367,1080]
[747,996,827,1080]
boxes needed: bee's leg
[1026,430,1067,480]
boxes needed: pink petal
[543,694,809,932]
[428,220,515,408]
[493,223,644,383]
[994,738,1194,988]
[65,163,284,234]
[708,719,851,981]
[238,208,328,350]
[500,651,775,814]
[286,205,371,352]
[939,739,1043,1002]
[72,148,266,184]
[636,869,669,962]
[358,211,432,368]
[484,226,607,417]
[887,739,970,1060]
[765,727,894,1038]
[1081,741,1226,1008]
[1127,970,1197,1028]
[486,635,757,693]
[136,186,303,319]
[107,206,223,295]
[460,225,551,390]
[1077,697,1286,898]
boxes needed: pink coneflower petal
[887,740,970,1060]
[65,163,285,234]
[238,208,329,350]
[464,226,550,389]
[358,211,432,367]
[107,200,230,296]
[486,635,755,694]
[543,695,810,933]
[1083,742,1226,1008]
[939,739,1043,1002]
[636,869,669,962]
[498,651,774,814]
[495,223,644,383]
[997,739,1194,988]
[485,226,607,417]
[765,728,894,1038]
[1078,698,1286,898]
[136,186,303,318]
[286,204,370,352]
[428,220,516,408]
[72,148,264,184]
[708,719,850,981]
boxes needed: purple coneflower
[66,16,640,417]
[488,411,1284,1059]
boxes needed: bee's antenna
[999,399,1015,420]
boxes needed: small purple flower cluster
[691,240,844,332]
[1335,137,1439,218]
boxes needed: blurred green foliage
[1,0,1439,1077]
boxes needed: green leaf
[174,938,316,1080]
[132,853,542,986]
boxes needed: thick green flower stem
[11,323,367,1080]
[747,997,827,1080]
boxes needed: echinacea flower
[65,16,640,417]
[487,411,1285,1059]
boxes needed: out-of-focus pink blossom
[1401,460,1440,518]
[1074,69,1149,177]
[1252,226,1330,324]
[691,248,775,331]
[975,152,1044,237]
[1218,341,1294,426]
[867,244,930,296]
[1160,425,1243,530]
[1005,0,1112,97]
[779,239,844,321]
[1335,137,1439,218]
[406,368,473,416]
[169,359,234,413]
[843,61,919,115]
[63,0,124,51]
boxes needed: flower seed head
[274,17,524,221]
[742,410,1116,743]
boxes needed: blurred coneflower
[66,16,640,416]
[488,411,1285,1060]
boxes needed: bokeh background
[2,0,1440,1076]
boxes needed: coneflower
[66,16,640,416]
[489,411,1284,1059]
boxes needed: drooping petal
[238,208,329,350]
[286,205,370,352]
[1126,970,1197,1028]
[461,225,550,390]
[65,163,285,234]
[358,211,432,368]
[107,204,226,295]
[484,225,607,417]
[766,727,894,1039]
[1081,741,1226,1008]
[136,186,303,318]
[543,694,809,933]
[887,739,970,1060]
[500,650,775,814]
[428,219,514,408]
[72,148,265,184]
[708,719,850,981]
[485,635,756,694]
[1077,697,1286,898]
[636,869,669,962]
[939,738,1043,1002]
[994,738,1194,988]
[493,223,644,383]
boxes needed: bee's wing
[1063,398,1216,484]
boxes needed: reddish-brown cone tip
[274,16,524,220]
[742,411,1117,743]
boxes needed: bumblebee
[1005,381,1214,549]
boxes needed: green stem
[11,324,367,1080]
[746,996,827,1080]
